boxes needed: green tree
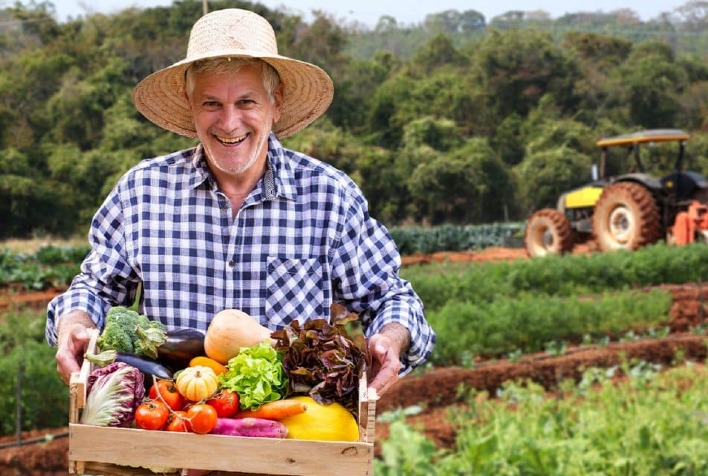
[615,41,688,127]
[330,51,400,133]
[561,32,634,126]
[422,9,486,33]
[408,137,513,224]
[410,34,466,74]
[514,145,592,214]
[367,74,416,148]
[491,113,526,166]
[281,11,349,75]
[470,29,578,129]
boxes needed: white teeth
[217,134,246,144]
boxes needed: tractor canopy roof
[596,129,690,148]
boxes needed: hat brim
[132,54,334,139]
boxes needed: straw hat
[132,8,334,139]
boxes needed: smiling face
[186,62,283,183]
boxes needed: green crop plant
[375,365,708,475]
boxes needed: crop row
[376,363,708,475]
[401,243,708,366]
[0,246,88,291]
[390,223,524,255]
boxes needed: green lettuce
[218,342,287,410]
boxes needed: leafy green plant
[429,365,708,475]
[0,246,83,290]
[402,242,708,312]
[390,223,524,255]
[0,309,70,435]
[374,418,438,476]
[375,365,708,475]
[426,288,672,365]
[543,340,568,356]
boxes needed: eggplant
[116,352,173,380]
[157,328,206,369]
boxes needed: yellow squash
[279,396,359,442]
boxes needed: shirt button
[228,260,235,268]
[220,202,229,210]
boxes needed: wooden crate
[68,330,376,476]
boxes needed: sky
[46,0,691,25]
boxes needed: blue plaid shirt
[46,134,435,374]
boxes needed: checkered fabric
[46,134,435,373]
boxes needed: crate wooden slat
[68,329,375,476]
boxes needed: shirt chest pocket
[266,256,325,322]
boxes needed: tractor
[524,129,708,257]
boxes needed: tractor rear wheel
[592,182,662,252]
[524,209,574,257]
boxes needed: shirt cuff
[45,290,108,346]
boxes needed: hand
[55,311,96,386]
[367,323,410,396]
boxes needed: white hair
[185,57,281,102]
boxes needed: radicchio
[80,361,145,427]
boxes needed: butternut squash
[204,309,274,364]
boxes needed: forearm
[378,322,411,356]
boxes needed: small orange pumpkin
[175,365,219,402]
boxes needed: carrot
[234,398,308,420]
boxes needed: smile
[216,133,247,145]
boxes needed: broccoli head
[97,306,167,359]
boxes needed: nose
[219,105,241,132]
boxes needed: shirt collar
[266,134,297,201]
[187,135,298,202]
[188,144,211,190]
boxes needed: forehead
[192,64,264,94]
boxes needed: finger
[368,360,400,396]
[56,350,80,386]
[369,370,397,396]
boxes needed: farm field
[1,245,707,475]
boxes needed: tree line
[1,0,707,239]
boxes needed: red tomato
[165,410,191,432]
[135,401,169,430]
[187,404,218,434]
[206,389,240,418]
[149,379,185,411]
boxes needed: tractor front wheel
[592,182,661,252]
[524,209,574,257]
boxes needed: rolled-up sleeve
[331,191,436,375]
[46,183,139,346]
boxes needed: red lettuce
[273,304,371,414]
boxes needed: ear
[272,83,284,125]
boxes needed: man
[46,8,435,397]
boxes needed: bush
[0,310,69,435]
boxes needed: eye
[203,101,220,108]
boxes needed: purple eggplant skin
[116,352,173,380]
[156,328,206,368]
